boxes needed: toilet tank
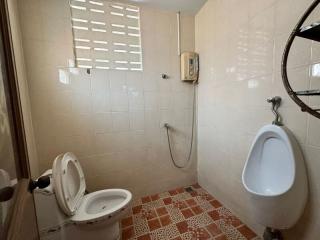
[33,174,70,234]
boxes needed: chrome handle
[267,96,282,126]
[29,176,50,193]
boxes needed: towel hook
[267,96,282,126]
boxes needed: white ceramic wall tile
[72,91,92,114]
[93,113,113,134]
[144,91,159,110]
[112,112,130,132]
[111,91,129,112]
[129,111,145,131]
[109,70,127,92]
[309,64,320,107]
[92,92,111,113]
[311,41,320,63]
[127,72,143,92]
[91,70,109,93]
[128,90,144,111]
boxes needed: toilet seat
[53,152,86,216]
[52,152,132,224]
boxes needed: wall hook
[162,74,169,79]
[267,96,283,126]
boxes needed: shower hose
[165,80,198,169]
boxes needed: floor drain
[185,187,194,193]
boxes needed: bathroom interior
[1,0,320,239]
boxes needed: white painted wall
[196,0,320,239]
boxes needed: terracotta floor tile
[121,185,258,240]
[163,197,172,205]
[191,205,204,215]
[137,233,151,240]
[203,194,215,201]
[145,209,157,220]
[174,201,188,210]
[229,216,243,227]
[121,216,133,228]
[169,189,178,196]
[215,234,227,240]
[190,191,198,197]
[133,205,142,214]
[176,187,185,193]
[151,194,160,201]
[141,196,152,204]
[191,228,211,240]
[237,225,257,239]
[206,223,222,236]
[210,200,222,208]
[156,206,168,216]
[181,208,194,219]
[208,210,220,221]
[186,198,197,207]
[176,221,189,234]
[159,215,172,226]
[122,226,135,240]
[147,218,161,231]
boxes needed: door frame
[0,0,30,179]
[0,0,38,239]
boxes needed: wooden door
[0,0,39,239]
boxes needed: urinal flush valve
[267,96,283,126]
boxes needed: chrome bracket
[267,96,283,126]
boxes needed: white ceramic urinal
[242,124,308,230]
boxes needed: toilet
[34,152,132,240]
[242,124,308,230]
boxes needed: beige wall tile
[196,0,320,238]
[18,0,197,198]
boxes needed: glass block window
[70,0,143,71]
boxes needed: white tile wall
[18,0,197,198]
[196,0,320,238]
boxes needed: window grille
[70,0,143,71]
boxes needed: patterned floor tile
[121,184,260,240]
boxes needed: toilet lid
[52,152,86,216]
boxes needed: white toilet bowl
[72,189,132,223]
[34,152,132,240]
[242,124,308,229]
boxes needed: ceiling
[121,0,207,14]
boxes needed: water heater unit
[180,52,199,81]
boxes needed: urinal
[242,124,308,230]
